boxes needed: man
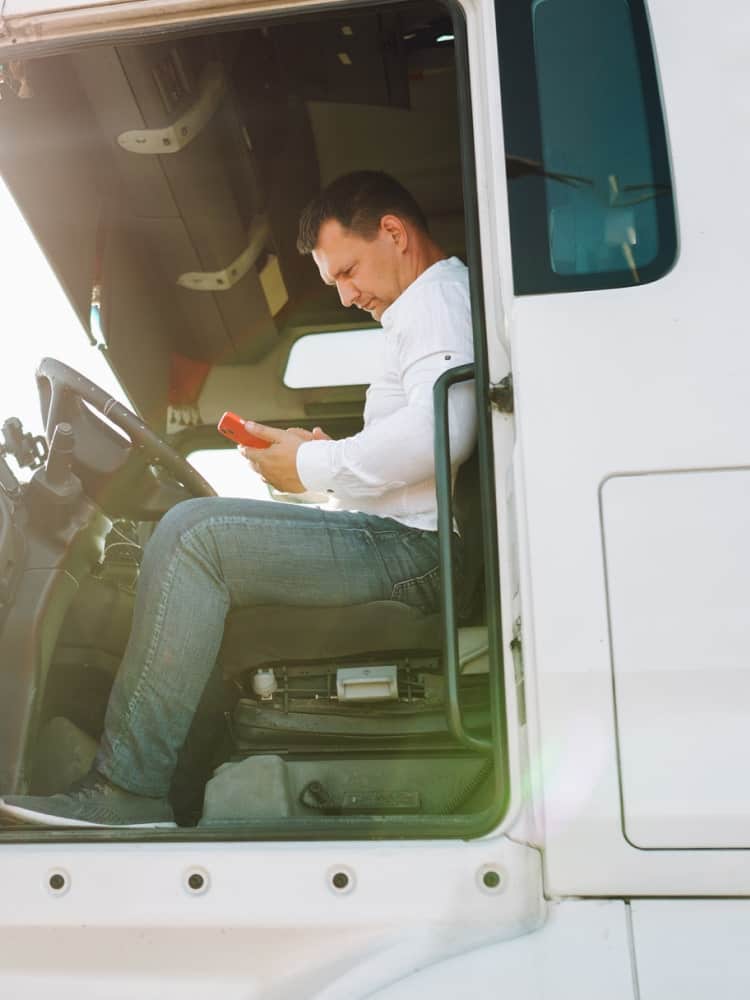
[0,170,476,827]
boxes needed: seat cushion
[219,601,442,675]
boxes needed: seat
[219,449,486,674]
[220,601,440,675]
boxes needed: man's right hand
[238,424,332,492]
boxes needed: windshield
[0,178,123,478]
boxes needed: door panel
[494,0,750,892]
[603,469,750,849]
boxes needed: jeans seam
[182,513,397,535]
[391,564,441,595]
[178,516,398,602]
[105,543,183,765]
[390,564,441,615]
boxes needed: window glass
[188,450,334,506]
[497,0,676,293]
[188,449,271,500]
[284,329,385,388]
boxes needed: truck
[0,0,747,994]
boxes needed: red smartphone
[217,411,270,449]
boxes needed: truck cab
[0,0,747,994]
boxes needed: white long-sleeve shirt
[296,256,476,531]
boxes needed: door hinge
[489,374,514,413]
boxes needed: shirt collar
[380,257,454,331]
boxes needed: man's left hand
[238,422,311,493]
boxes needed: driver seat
[219,450,487,674]
[186,454,489,822]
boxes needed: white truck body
[0,0,748,994]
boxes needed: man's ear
[380,214,409,251]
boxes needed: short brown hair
[297,171,429,254]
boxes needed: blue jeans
[95,498,451,797]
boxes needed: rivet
[328,865,355,894]
[185,867,210,894]
[477,863,505,894]
[47,869,70,895]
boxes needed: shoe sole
[0,800,177,829]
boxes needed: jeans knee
[151,498,218,552]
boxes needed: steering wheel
[36,357,216,518]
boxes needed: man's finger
[244,421,285,444]
[287,427,315,441]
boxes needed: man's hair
[297,171,429,254]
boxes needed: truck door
[495,0,750,904]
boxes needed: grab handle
[434,364,492,753]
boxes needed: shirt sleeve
[296,278,476,503]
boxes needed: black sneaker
[0,771,176,828]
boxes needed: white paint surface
[369,900,635,1000]
[0,837,543,999]
[511,0,750,893]
[603,470,750,848]
[631,901,750,1000]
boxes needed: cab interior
[0,0,506,834]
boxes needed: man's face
[312,218,402,322]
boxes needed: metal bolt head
[483,870,501,889]
[184,867,210,894]
[477,863,506,894]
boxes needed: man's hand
[286,426,332,442]
[239,422,330,493]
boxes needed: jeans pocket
[391,564,442,614]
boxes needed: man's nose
[336,278,359,308]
